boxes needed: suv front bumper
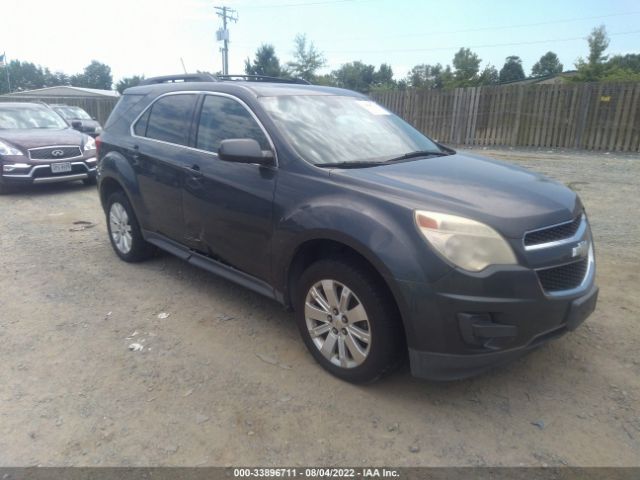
[407,283,598,380]
[1,158,97,186]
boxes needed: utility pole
[214,6,238,75]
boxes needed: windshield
[0,106,69,129]
[55,106,92,120]
[259,95,441,165]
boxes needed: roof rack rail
[139,73,218,85]
[215,74,311,85]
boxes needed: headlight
[94,126,103,133]
[84,137,96,151]
[0,140,24,156]
[414,210,517,272]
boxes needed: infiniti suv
[0,102,97,193]
[96,74,598,383]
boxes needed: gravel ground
[0,148,638,467]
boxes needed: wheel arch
[283,235,415,343]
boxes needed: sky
[2,0,640,85]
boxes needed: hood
[0,128,87,152]
[331,152,581,239]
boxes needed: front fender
[273,194,452,294]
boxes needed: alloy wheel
[304,279,372,368]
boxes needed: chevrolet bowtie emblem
[572,240,589,258]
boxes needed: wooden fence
[0,95,119,125]
[371,82,640,152]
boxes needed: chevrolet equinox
[96,74,598,383]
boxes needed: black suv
[96,74,598,383]
[0,102,97,193]
[50,104,103,138]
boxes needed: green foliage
[245,44,287,78]
[287,34,326,82]
[407,63,451,89]
[499,56,525,83]
[607,54,640,73]
[573,25,610,82]
[452,48,481,86]
[531,51,563,77]
[70,60,113,90]
[600,68,640,82]
[116,75,145,94]
[587,25,609,65]
[330,62,396,93]
[330,61,375,92]
[477,64,499,85]
[0,60,70,94]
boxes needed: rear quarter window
[104,94,145,130]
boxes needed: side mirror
[71,120,83,130]
[218,139,274,166]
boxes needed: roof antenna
[180,58,188,74]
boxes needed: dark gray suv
[96,74,598,383]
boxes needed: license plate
[51,162,72,173]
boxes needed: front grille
[537,258,589,292]
[29,146,82,160]
[524,215,582,247]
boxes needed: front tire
[106,191,155,262]
[295,258,405,383]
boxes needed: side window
[196,95,270,154]
[133,108,150,136]
[144,94,197,146]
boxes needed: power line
[321,29,640,55]
[330,10,640,41]
[232,0,370,9]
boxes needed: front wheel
[295,258,405,383]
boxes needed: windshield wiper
[317,150,450,169]
[382,150,449,163]
[317,161,386,169]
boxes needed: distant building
[499,71,578,86]
[0,86,120,124]
[1,86,119,98]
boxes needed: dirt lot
[0,148,638,467]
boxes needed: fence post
[574,84,592,149]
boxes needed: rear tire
[295,257,405,384]
[106,191,155,262]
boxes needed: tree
[245,44,287,78]
[116,75,145,94]
[606,53,640,73]
[499,56,525,83]
[531,51,563,77]
[373,63,395,88]
[406,63,451,89]
[0,60,46,93]
[331,61,375,93]
[573,25,610,82]
[287,34,326,82]
[477,64,499,85]
[71,60,113,90]
[587,25,609,65]
[452,48,481,86]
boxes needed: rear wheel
[295,258,405,383]
[106,191,155,262]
